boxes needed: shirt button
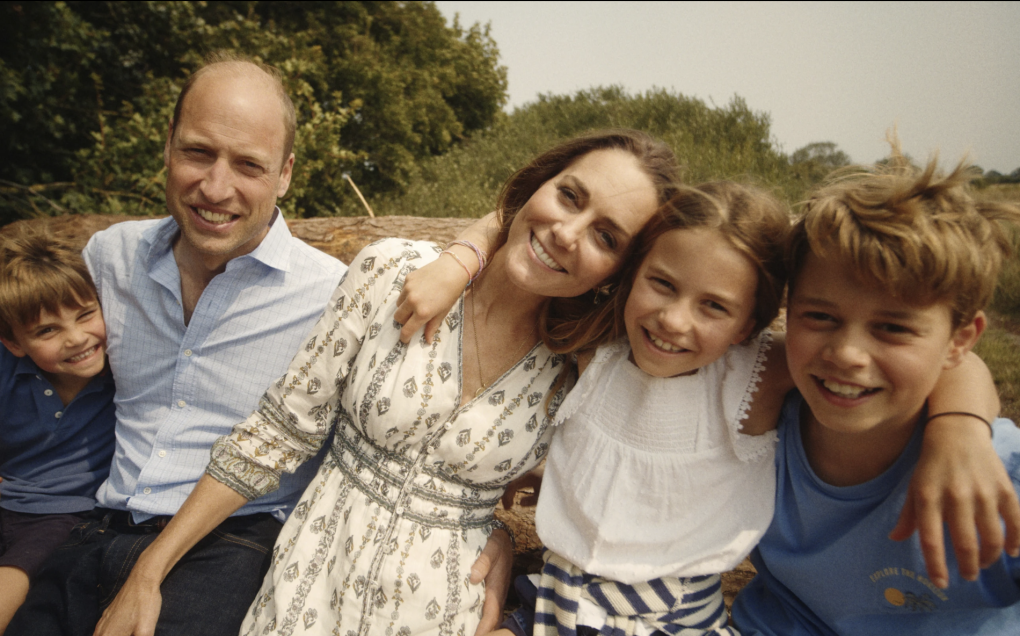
[444,422,453,430]
[158,450,167,458]
[143,487,152,495]
[44,389,54,396]
[184,349,193,357]
[55,411,63,419]
[395,506,405,515]
[177,400,186,408]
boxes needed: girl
[506,181,791,636]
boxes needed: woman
[95,130,680,636]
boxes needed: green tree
[374,86,801,218]
[788,141,852,187]
[0,1,507,223]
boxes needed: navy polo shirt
[0,347,116,513]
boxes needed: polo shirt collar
[139,208,294,274]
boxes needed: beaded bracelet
[926,411,993,436]
[490,517,516,550]
[440,250,473,283]
[447,240,488,284]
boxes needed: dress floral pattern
[207,239,568,636]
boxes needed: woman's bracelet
[447,240,488,284]
[926,411,993,436]
[490,517,516,550]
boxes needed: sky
[434,1,1020,173]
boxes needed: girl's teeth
[531,235,565,272]
[648,332,682,353]
[821,379,871,399]
[197,208,232,224]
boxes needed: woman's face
[502,148,659,299]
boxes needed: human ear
[164,118,174,169]
[943,311,986,370]
[276,153,295,198]
[0,335,27,358]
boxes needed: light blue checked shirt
[83,213,346,522]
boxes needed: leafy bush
[371,86,805,218]
[0,1,506,224]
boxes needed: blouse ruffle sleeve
[718,330,778,462]
[207,239,433,500]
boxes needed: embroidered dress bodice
[536,336,778,584]
[208,239,569,636]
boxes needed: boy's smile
[1,300,108,389]
[786,252,979,441]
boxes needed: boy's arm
[892,351,1020,588]
[395,212,500,344]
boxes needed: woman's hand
[94,475,248,636]
[93,568,163,636]
[470,528,515,636]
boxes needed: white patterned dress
[207,238,568,636]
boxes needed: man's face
[163,68,294,272]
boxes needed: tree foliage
[0,1,507,224]
[373,86,803,218]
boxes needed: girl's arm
[892,351,1020,588]
[396,212,500,344]
[739,332,794,436]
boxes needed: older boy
[0,226,116,632]
[732,150,1020,634]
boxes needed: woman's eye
[706,300,729,314]
[598,230,617,250]
[558,187,578,205]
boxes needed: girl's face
[625,227,757,378]
[501,149,659,299]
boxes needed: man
[9,53,512,636]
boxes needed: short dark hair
[0,224,98,341]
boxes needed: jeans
[7,509,282,636]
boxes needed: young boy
[0,226,116,632]
[731,149,1020,634]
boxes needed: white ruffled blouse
[534,334,778,584]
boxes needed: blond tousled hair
[787,139,1020,328]
[0,224,98,341]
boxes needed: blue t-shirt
[0,346,116,513]
[732,391,1020,635]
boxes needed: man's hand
[471,528,514,636]
[891,416,1020,588]
[93,571,163,636]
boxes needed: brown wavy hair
[497,130,681,353]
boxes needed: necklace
[469,286,535,397]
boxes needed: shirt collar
[139,208,294,274]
